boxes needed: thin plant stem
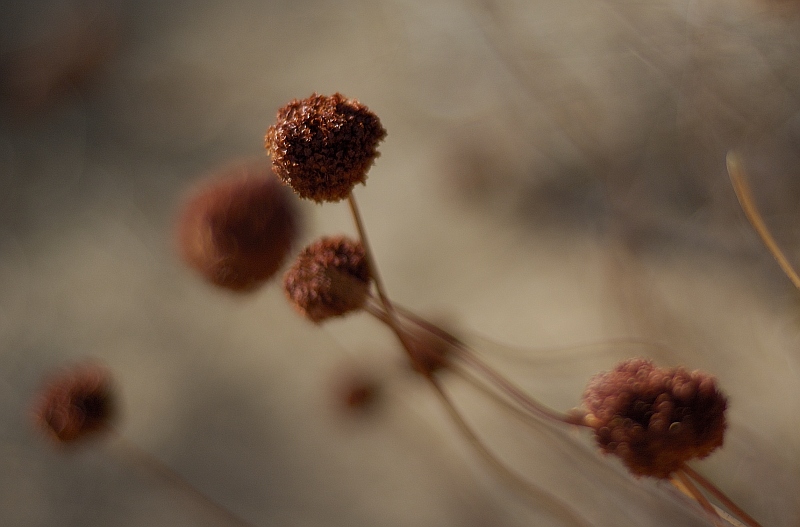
[347,194,420,363]
[673,469,725,527]
[347,194,394,311]
[109,430,259,527]
[427,375,592,527]
[452,343,583,426]
[727,151,800,290]
[363,296,582,427]
[682,464,763,527]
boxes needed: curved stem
[364,296,582,427]
[427,376,592,527]
[727,151,800,290]
[109,430,259,527]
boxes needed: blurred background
[1,0,799,525]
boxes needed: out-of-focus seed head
[331,367,382,416]
[582,358,728,479]
[176,161,299,292]
[265,93,387,202]
[283,236,370,323]
[402,324,452,377]
[32,362,116,445]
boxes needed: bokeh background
[1,0,799,525]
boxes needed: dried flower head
[32,362,116,444]
[284,236,370,323]
[177,161,299,292]
[582,358,728,478]
[265,93,387,202]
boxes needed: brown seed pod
[582,358,728,479]
[265,93,387,202]
[176,161,299,292]
[283,236,370,323]
[32,362,116,444]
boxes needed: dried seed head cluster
[177,162,299,292]
[284,236,370,323]
[32,362,116,444]
[582,358,728,478]
[265,93,387,202]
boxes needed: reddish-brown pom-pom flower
[177,161,299,292]
[265,93,387,202]
[32,362,116,444]
[582,358,728,479]
[283,236,370,323]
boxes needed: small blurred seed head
[177,161,299,292]
[265,93,387,202]
[332,368,382,416]
[283,236,370,323]
[403,324,451,377]
[32,362,115,445]
[582,358,727,479]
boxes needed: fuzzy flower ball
[177,162,299,292]
[32,362,116,444]
[283,236,370,323]
[265,93,387,202]
[582,358,728,478]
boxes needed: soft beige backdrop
[1,0,799,525]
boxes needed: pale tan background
[1,0,799,525]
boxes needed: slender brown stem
[347,194,394,311]
[109,430,259,527]
[364,296,582,427]
[682,464,763,527]
[427,376,592,527]
[674,469,724,527]
[347,194,419,363]
[453,346,582,426]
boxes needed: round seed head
[32,362,116,444]
[582,358,728,478]
[265,93,387,202]
[283,236,370,323]
[177,161,299,292]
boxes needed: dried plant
[166,92,767,527]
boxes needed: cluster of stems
[262,94,763,527]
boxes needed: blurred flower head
[32,361,116,445]
[176,160,300,292]
[582,358,728,478]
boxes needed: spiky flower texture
[284,236,370,323]
[265,93,387,202]
[582,358,728,478]
[32,362,115,444]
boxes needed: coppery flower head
[265,93,387,202]
[32,362,116,444]
[283,236,370,323]
[176,161,299,292]
[582,358,728,479]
